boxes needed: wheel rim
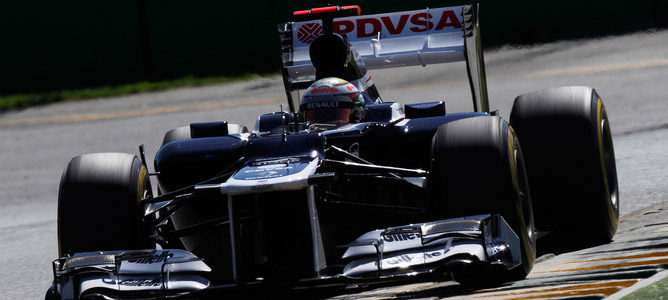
[600,116,619,215]
[514,146,535,246]
[508,125,536,273]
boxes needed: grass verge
[621,275,668,300]
[0,74,262,112]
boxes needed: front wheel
[58,153,152,256]
[510,86,619,249]
[429,116,536,284]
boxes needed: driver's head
[300,77,363,125]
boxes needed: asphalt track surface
[1,30,668,299]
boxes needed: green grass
[621,275,668,300]
[0,73,262,112]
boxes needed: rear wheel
[161,123,248,147]
[429,116,536,284]
[157,123,247,250]
[58,153,152,256]
[162,126,191,146]
[510,86,619,249]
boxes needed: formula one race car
[47,4,620,299]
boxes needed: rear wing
[278,4,489,113]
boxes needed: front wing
[48,214,520,299]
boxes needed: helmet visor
[304,108,351,124]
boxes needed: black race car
[47,4,619,299]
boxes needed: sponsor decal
[252,170,278,176]
[297,22,323,43]
[251,157,302,166]
[306,101,340,109]
[382,233,420,242]
[127,251,172,264]
[119,278,161,287]
[385,254,413,265]
[486,242,509,259]
[295,8,462,45]
[235,159,312,181]
[246,165,294,172]
[239,165,292,180]
[310,87,340,94]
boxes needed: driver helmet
[300,77,364,125]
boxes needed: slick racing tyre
[429,116,536,284]
[510,86,619,249]
[161,126,192,146]
[161,123,248,147]
[58,153,152,256]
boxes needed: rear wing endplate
[278,4,489,113]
